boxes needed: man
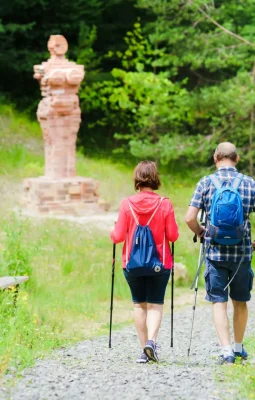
[185,142,255,364]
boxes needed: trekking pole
[109,243,116,349]
[188,209,205,357]
[171,242,174,348]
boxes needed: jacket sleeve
[110,200,128,244]
[165,201,179,243]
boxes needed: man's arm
[185,206,205,237]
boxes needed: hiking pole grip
[193,208,205,243]
[109,243,116,349]
[171,242,174,348]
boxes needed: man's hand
[197,226,205,238]
[252,240,255,251]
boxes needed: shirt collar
[217,166,237,171]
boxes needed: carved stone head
[47,35,68,57]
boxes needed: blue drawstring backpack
[126,197,166,276]
[208,173,245,245]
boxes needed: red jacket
[110,191,179,269]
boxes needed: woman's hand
[110,221,116,233]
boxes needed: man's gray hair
[214,142,238,162]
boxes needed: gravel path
[1,296,254,400]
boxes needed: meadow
[0,106,254,397]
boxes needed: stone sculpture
[22,35,108,215]
[33,35,84,179]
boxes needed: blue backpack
[208,173,245,245]
[126,197,165,276]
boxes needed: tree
[0,0,139,109]
[130,0,255,170]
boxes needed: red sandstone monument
[22,35,108,215]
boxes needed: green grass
[0,145,43,178]
[0,104,255,399]
[0,103,41,139]
[0,105,44,178]
[216,336,255,400]
[0,214,133,375]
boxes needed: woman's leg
[133,302,148,348]
[133,302,164,347]
[145,271,170,342]
[123,270,148,349]
[146,303,163,342]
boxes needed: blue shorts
[123,269,171,304]
[204,258,254,303]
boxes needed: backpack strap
[232,173,244,190]
[127,200,139,226]
[126,233,129,266]
[209,174,221,189]
[146,197,165,226]
[147,197,165,265]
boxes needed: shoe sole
[218,360,235,365]
[144,345,159,362]
[222,363,235,366]
[136,359,148,364]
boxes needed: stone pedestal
[21,35,109,215]
[22,177,109,216]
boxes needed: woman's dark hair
[133,161,161,191]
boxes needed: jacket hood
[128,191,163,215]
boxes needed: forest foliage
[1,0,255,171]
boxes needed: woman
[110,161,179,363]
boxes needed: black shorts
[123,269,171,304]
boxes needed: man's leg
[212,302,231,346]
[232,300,248,348]
[205,260,234,362]
[133,302,148,348]
[229,262,252,357]
[212,301,235,362]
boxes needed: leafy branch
[188,0,255,47]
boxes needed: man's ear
[213,155,218,164]
[235,155,240,164]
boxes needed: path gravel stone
[1,295,254,400]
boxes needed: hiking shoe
[234,346,248,360]
[218,355,235,365]
[136,352,148,364]
[144,340,159,362]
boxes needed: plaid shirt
[189,167,255,262]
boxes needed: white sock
[222,345,234,357]
[234,342,243,353]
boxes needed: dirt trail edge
[1,298,254,400]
